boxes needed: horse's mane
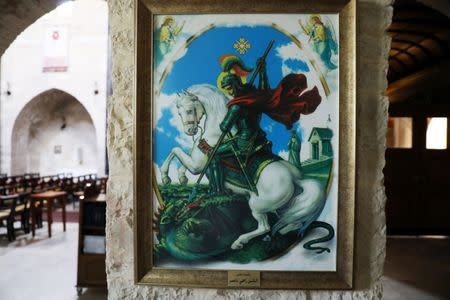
[185,84,229,119]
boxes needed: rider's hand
[256,57,266,69]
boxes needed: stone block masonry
[106,0,392,299]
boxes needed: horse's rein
[185,104,205,154]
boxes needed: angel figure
[159,16,185,55]
[299,15,338,71]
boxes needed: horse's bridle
[182,102,200,128]
[181,102,205,150]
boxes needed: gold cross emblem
[233,37,251,55]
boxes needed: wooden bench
[0,193,30,241]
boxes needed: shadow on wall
[11,89,98,176]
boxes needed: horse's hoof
[179,175,188,185]
[162,176,171,185]
[231,239,245,250]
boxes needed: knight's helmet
[216,54,253,95]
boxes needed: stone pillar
[106,0,392,298]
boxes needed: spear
[188,40,275,202]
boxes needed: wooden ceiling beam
[388,61,401,76]
[386,59,450,103]
[394,10,448,21]
[390,47,420,64]
[392,18,450,26]
[387,29,449,51]
[391,38,433,58]
[390,22,450,33]
[389,55,412,73]
[417,0,450,18]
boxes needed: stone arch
[0,0,62,58]
[11,89,98,175]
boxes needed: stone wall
[106,0,392,299]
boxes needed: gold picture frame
[134,0,355,289]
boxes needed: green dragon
[154,184,334,264]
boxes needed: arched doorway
[11,89,98,176]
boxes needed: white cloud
[155,47,189,91]
[325,67,339,95]
[276,42,306,62]
[169,103,193,151]
[154,93,176,128]
[153,92,194,156]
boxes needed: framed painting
[134,0,355,289]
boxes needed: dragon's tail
[303,221,335,254]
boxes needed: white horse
[160,84,327,250]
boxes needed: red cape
[227,74,322,129]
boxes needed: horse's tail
[302,221,335,254]
[271,178,326,235]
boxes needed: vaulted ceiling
[388,0,450,84]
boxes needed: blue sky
[155,25,310,165]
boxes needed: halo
[309,14,322,23]
[163,16,175,24]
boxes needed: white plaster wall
[30,120,98,176]
[0,0,108,176]
[106,0,392,299]
[11,89,98,176]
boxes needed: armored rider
[202,51,322,195]
[202,55,271,195]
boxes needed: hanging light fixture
[4,82,11,96]
[94,81,99,95]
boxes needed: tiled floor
[383,236,450,300]
[1,222,449,299]
[0,223,106,300]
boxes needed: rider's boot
[205,165,217,195]
[209,159,227,195]
[212,159,226,195]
